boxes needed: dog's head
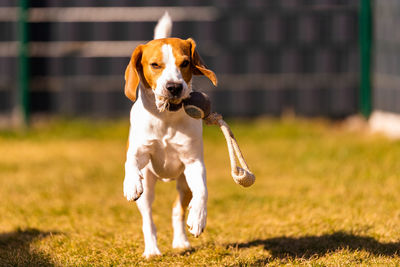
[124,38,217,111]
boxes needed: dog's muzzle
[155,82,189,112]
[165,82,186,111]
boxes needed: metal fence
[0,0,360,119]
[373,0,400,114]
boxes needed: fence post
[359,0,372,118]
[18,0,30,125]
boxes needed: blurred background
[0,0,398,123]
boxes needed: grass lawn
[0,118,400,266]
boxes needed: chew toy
[183,92,255,187]
[183,92,211,119]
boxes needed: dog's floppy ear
[186,38,218,86]
[125,44,144,102]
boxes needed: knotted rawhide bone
[183,92,255,187]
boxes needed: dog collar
[167,102,183,112]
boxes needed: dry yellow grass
[0,118,400,266]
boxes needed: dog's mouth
[155,94,187,112]
[168,97,183,105]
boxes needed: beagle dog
[123,12,217,258]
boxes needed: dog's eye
[180,60,189,68]
[151,63,161,69]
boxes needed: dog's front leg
[184,160,208,237]
[123,146,149,202]
[136,168,161,258]
[124,144,161,258]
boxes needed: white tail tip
[154,11,172,39]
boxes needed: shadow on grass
[227,231,400,262]
[0,228,59,266]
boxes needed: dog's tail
[154,12,172,39]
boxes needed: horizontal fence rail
[0,1,360,118]
[0,6,219,22]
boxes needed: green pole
[359,0,372,118]
[18,0,30,125]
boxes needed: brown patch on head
[124,38,217,102]
[141,38,194,88]
[186,38,218,86]
[140,39,167,90]
[168,39,193,84]
[124,40,167,102]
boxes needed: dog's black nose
[166,82,183,97]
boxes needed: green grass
[1,118,400,266]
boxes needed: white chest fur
[128,86,203,179]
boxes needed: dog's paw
[143,246,161,259]
[172,236,191,250]
[123,177,143,201]
[187,201,207,237]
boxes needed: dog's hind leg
[136,168,161,258]
[172,174,192,249]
